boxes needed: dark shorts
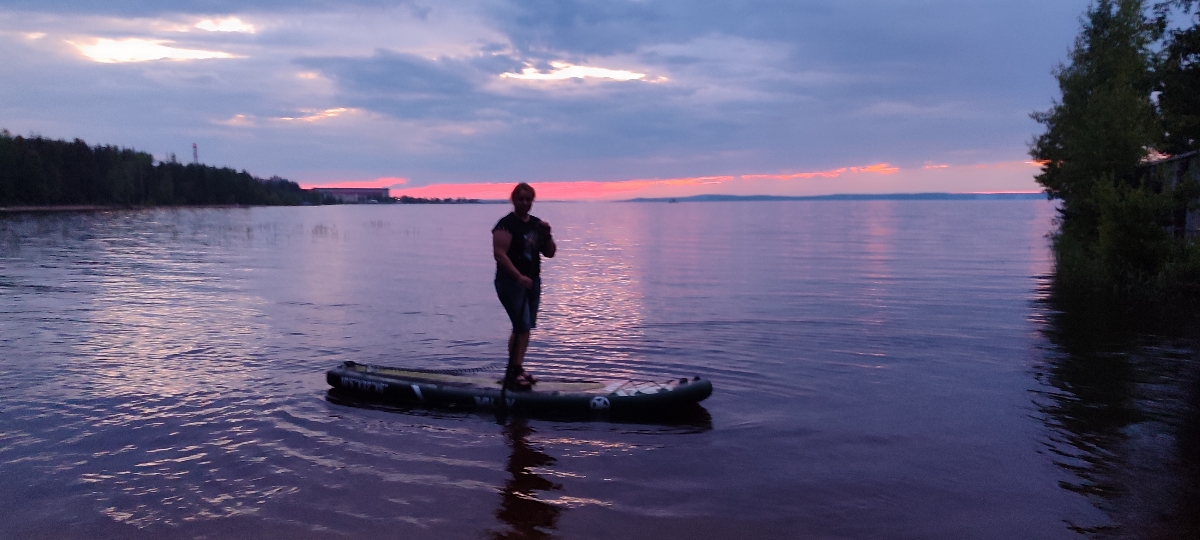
[495,275,540,333]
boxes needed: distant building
[311,187,390,203]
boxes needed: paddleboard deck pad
[327,361,712,415]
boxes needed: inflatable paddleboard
[326,361,712,415]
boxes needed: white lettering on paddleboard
[411,385,425,401]
[473,396,494,406]
[590,396,610,410]
[342,376,386,393]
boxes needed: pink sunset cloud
[299,177,407,189]
[390,175,735,200]
[312,160,1043,201]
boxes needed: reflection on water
[492,418,562,540]
[858,200,896,325]
[10,200,1181,539]
[538,211,648,377]
[1035,288,1200,538]
[324,391,714,540]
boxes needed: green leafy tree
[1029,0,1200,298]
[106,151,153,204]
[1030,0,1162,243]
[0,131,312,207]
[1157,0,1200,153]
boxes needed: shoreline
[0,193,1049,213]
[0,204,254,214]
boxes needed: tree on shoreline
[1158,0,1200,154]
[1031,0,1161,239]
[1031,0,1200,298]
[0,131,319,207]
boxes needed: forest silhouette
[0,130,319,207]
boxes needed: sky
[0,0,1093,200]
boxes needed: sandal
[516,368,538,385]
[504,373,534,392]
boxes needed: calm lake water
[1,200,1197,539]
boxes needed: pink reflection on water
[854,201,897,331]
[535,203,647,376]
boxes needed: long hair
[510,182,535,200]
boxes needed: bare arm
[539,221,556,258]
[493,229,533,288]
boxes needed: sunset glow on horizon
[306,160,1042,201]
[304,175,730,198]
[301,177,408,190]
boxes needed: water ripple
[0,201,1100,539]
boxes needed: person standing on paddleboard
[493,183,556,391]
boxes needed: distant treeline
[626,193,1046,202]
[0,130,321,207]
[396,196,481,204]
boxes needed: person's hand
[538,221,552,236]
[518,275,534,289]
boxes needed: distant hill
[624,192,1047,202]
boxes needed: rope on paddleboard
[392,364,506,375]
[341,361,505,375]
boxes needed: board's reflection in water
[324,390,712,539]
[491,418,561,540]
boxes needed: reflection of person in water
[490,418,561,540]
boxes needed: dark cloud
[488,0,665,56]
[0,0,1096,187]
[296,48,694,135]
[284,9,1065,182]
[297,50,499,120]
[302,51,478,95]
[0,0,423,16]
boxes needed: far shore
[1,192,1049,214]
[0,204,252,214]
